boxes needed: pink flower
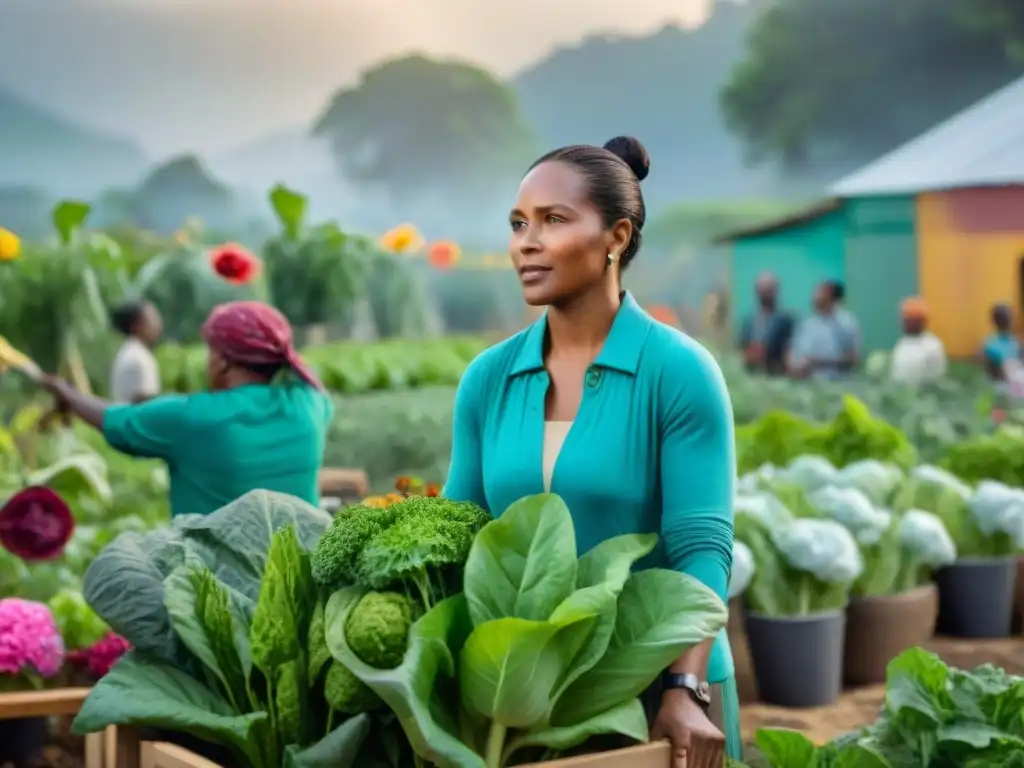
[0,598,65,679]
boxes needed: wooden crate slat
[0,687,92,718]
[524,742,672,767]
[140,742,225,768]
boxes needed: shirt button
[585,368,603,389]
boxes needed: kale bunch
[311,495,490,612]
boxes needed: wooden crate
[116,728,673,768]
[317,467,369,499]
[0,687,113,768]
[525,742,673,767]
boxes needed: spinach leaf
[463,493,577,625]
[552,569,728,725]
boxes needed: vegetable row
[156,337,489,394]
[728,454,1024,617]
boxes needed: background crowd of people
[739,271,1023,387]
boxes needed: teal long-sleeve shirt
[444,291,736,682]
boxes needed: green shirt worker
[41,301,333,516]
[444,136,740,766]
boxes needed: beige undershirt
[542,421,573,492]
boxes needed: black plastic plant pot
[745,609,845,708]
[0,716,48,766]
[936,556,1017,638]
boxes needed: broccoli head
[311,496,490,610]
[311,504,402,588]
[324,660,381,715]
[345,590,413,669]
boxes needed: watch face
[697,682,712,702]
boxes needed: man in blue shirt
[982,303,1021,380]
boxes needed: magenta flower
[0,598,65,680]
[68,632,131,680]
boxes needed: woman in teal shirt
[445,136,740,765]
[41,301,333,516]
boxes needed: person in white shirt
[890,297,946,385]
[109,300,163,403]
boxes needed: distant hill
[513,1,815,207]
[0,86,148,197]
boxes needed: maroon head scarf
[201,301,323,390]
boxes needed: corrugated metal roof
[830,75,1024,197]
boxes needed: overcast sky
[0,0,711,156]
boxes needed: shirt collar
[509,291,652,377]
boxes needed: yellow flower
[0,228,21,261]
[379,223,424,254]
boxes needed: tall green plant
[263,185,375,331]
[0,201,129,390]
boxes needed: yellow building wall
[916,192,1024,358]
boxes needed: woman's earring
[607,252,616,265]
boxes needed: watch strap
[662,672,712,711]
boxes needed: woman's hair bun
[603,136,650,181]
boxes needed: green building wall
[727,196,919,354]
[843,196,918,353]
[728,210,846,338]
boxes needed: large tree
[721,0,1024,168]
[313,55,536,205]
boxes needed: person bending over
[41,301,333,516]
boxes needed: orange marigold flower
[379,224,424,255]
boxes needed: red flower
[993,408,1006,424]
[425,483,440,497]
[69,632,131,679]
[210,243,261,285]
[647,304,681,328]
[427,241,461,270]
[0,486,74,561]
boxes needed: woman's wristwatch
[662,672,712,712]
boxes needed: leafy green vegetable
[752,648,1024,767]
[327,493,727,768]
[74,494,377,768]
[734,507,860,617]
[73,649,268,767]
[83,490,332,666]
